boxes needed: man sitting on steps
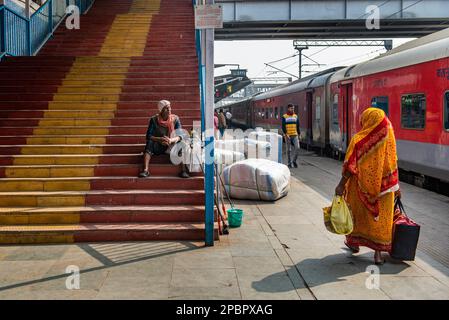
[139,100,190,178]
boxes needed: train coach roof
[341,27,449,80]
[379,27,449,58]
[329,65,357,84]
[254,67,344,101]
[218,95,255,109]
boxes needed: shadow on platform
[0,241,202,292]
[252,252,410,293]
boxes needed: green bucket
[227,208,244,228]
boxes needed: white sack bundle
[223,158,290,201]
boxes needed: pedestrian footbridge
[216,0,449,40]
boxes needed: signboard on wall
[194,4,223,29]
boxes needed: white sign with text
[195,4,223,29]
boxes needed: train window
[261,108,265,119]
[401,94,426,129]
[332,94,339,125]
[265,109,269,119]
[444,92,449,130]
[316,97,321,121]
[275,107,278,119]
[371,96,389,116]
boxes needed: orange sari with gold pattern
[343,108,399,252]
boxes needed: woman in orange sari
[335,108,400,265]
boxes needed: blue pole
[48,0,53,35]
[203,25,215,246]
[205,136,215,246]
[26,19,31,55]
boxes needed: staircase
[0,0,218,244]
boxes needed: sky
[214,38,415,80]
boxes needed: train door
[306,91,313,147]
[341,83,353,151]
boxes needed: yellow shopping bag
[322,196,353,235]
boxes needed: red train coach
[252,68,343,150]
[330,28,449,182]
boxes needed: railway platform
[0,149,448,300]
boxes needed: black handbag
[390,198,421,261]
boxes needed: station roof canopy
[215,0,449,40]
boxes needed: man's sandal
[179,171,190,179]
[139,171,150,178]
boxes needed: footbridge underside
[216,0,449,40]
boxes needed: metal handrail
[2,2,29,20]
[0,0,95,56]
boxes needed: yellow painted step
[75,57,132,62]
[61,80,124,86]
[0,212,80,225]
[130,0,161,12]
[38,119,112,127]
[4,166,95,178]
[99,13,152,57]
[0,192,85,207]
[11,155,101,165]
[56,87,123,94]
[33,128,110,135]
[48,102,117,110]
[0,179,90,192]
[42,111,115,118]
[66,67,130,73]
[26,136,106,145]
[0,231,74,244]
[63,75,129,80]
[52,94,120,102]
[18,145,104,155]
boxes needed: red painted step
[0,154,169,166]
[0,125,194,136]
[0,109,200,118]
[0,101,200,110]
[0,144,144,155]
[0,116,197,127]
[0,176,204,190]
[0,189,206,206]
[0,164,186,178]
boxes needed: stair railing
[0,0,95,58]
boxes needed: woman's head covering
[158,100,171,112]
[157,100,176,136]
[343,107,399,219]
[360,107,385,129]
